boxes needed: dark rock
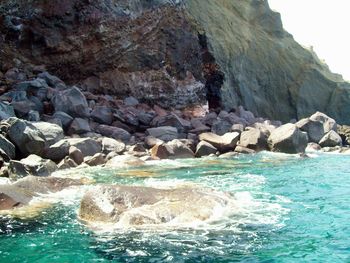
[84,153,106,166]
[68,118,91,135]
[231,124,245,134]
[146,126,178,142]
[124,96,139,107]
[27,110,40,121]
[0,102,16,120]
[152,113,191,133]
[53,111,74,130]
[68,146,84,165]
[91,106,113,125]
[319,131,342,148]
[195,141,217,157]
[96,125,131,143]
[211,119,232,136]
[37,72,66,89]
[268,124,308,153]
[31,122,64,147]
[0,134,16,160]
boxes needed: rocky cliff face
[1,0,350,123]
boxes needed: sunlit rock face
[79,185,236,228]
[1,0,350,122]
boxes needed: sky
[268,0,350,81]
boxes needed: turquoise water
[0,153,349,262]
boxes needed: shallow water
[0,153,349,262]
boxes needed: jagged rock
[8,155,58,179]
[305,143,322,153]
[124,96,139,107]
[79,185,235,226]
[52,87,89,118]
[199,132,240,153]
[319,131,342,148]
[37,72,66,89]
[68,146,84,165]
[0,102,16,120]
[44,138,102,162]
[91,106,113,125]
[7,118,46,156]
[239,128,268,151]
[106,155,145,168]
[211,119,232,136]
[146,126,178,142]
[68,118,91,135]
[203,112,218,127]
[296,118,324,143]
[195,141,217,157]
[309,112,337,133]
[53,111,74,130]
[96,125,131,143]
[236,106,255,124]
[0,134,16,160]
[137,111,156,126]
[234,146,256,154]
[152,114,191,133]
[101,137,126,154]
[84,153,106,166]
[31,122,64,147]
[268,124,308,153]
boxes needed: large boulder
[96,125,131,143]
[91,106,113,125]
[146,126,178,142]
[309,112,337,133]
[7,118,46,156]
[199,132,240,152]
[79,185,236,227]
[296,118,325,143]
[319,131,342,148]
[52,87,89,118]
[31,122,64,147]
[101,137,126,154]
[268,124,308,153]
[67,118,91,135]
[8,155,58,179]
[151,140,194,159]
[43,138,102,162]
[53,111,74,130]
[152,114,191,133]
[0,134,16,160]
[239,128,268,151]
[337,125,350,145]
[195,141,217,157]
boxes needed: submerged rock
[106,155,145,168]
[79,185,235,227]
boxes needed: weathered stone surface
[68,118,91,135]
[53,111,74,130]
[195,141,217,157]
[0,102,15,120]
[96,125,131,143]
[8,155,58,179]
[31,122,64,147]
[57,157,78,170]
[151,140,194,160]
[69,146,84,165]
[144,136,164,148]
[268,124,308,153]
[44,138,102,162]
[101,137,125,154]
[52,87,89,118]
[106,155,145,168]
[37,72,66,89]
[79,185,235,226]
[91,106,113,125]
[152,114,191,133]
[124,96,139,107]
[211,119,232,136]
[319,131,342,148]
[337,125,350,145]
[234,146,256,154]
[305,142,322,153]
[0,134,16,160]
[309,112,337,133]
[239,128,268,151]
[84,153,106,167]
[199,132,240,152]
[146,126,178,142]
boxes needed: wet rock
[101,137,126,154]
[96,125,131,143]
[239,128,268,151]
[79,185,235,226]
[199,132,240,153]
[68,118,91,135]
[195,141,217,157]
[106,155,145,168]
[53,111,74,130]
[7,118,46,156]
[84,153,106,166]
[31,122,64,147]
[234,146,256,154]
[268,124,308,154]
[0,102,16,120]
[0,134,16,160]
[319,131,342,148]
[151,140,194,160]
[57,157,78,170]
[305,142,322,153]
[52,87,89,118]
[8,155,58,179]
[91,106,113,125]
[219,152,239,159]
[44,138,102,162]
[68,146,84,165]
[146,126,178,142]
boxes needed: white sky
[268,0,350,81]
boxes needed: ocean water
[0,152,349,262]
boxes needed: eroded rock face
[79,184,235,227]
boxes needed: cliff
[1,0,350,123]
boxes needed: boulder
[146,126,178,142]
[319,131,342,148]
[0,134,16,160]
[144,136,164,148]
[231,124,245,134]
[195,141,217,157]
[309,112,337,133]
[68,118,91,135]
[27,110,40,121]
[38,72,66,89]
[268,124,308,153]
[234,146,256,154]
[151,140,194,159]
[57,157,78,170]
[199,132,240,152]
[68,146,84,165]
[137,111,156,126]
[123,96,139,106]
[305,142,322,153]
[0,102,16,120]
[105,155,145,168]
[52,87,89,118]
[337,125,350,145]
[7,118,46,156]
[101,137,126,154]
[96,125,131,143]
[203,112,218,126]
[31,122,64,147]
[152,114,191,133]
[79,185,235,226]
[84,153,106,166]
[237,106,255,124]
[239,128,268,151]
[91,106,113,125]
[53,111,74,130]
[8,155,58,179]
[44,138,102,162]
[211,119,232,136]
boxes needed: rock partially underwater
[79,185,236,229]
